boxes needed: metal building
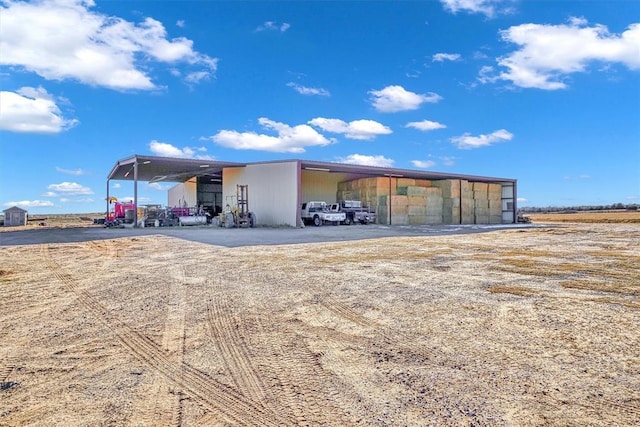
[107,155,517,227]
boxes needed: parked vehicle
[300,201,346,226]
[329,200,377,225]
[104,200,135,227]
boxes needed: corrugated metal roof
[107,155,516,184]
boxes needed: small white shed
[3,206,28,227]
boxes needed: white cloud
[451,129,513,149]
[442,156,456,167]
[185,71,211,85]
[149,140,214,159]
[0,0,217,90]
[47,182,94,195]
[4,200,54,208]
[286,82,330,97]
[42,191,58,197]
[56,166,84,175]
[255,21,291,32]
[494,19,640,90]
[308,118,392,140]
[59,197,94,203]
[564,174,592,180]
[0,87,78,133]
[369,85,442,113]
[148,182,171,191]
[117,196,151,204]
[176,20,185,28]
[433,53,461,62]
[440,0,511,18]
[335,154,395,168]
[406,120,447,131]
[412,160,437,169]
[209,118,334,153]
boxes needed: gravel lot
[0,222,536,247]
[1,222,638,426]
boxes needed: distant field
[0,213,104,232]
[527,210,640,224]
[2,211,640,230]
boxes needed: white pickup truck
[329,200,377,225]
[300,201,346,226]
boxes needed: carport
[106,155,245,226]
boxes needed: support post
[133,160,138,227]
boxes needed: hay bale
[390,195,409,206]
[475,199,489,209]
[408,205,426,216]
[433,179,461,198]
[414,179,432,188]
[408,215,428,225]
[407,186,427,196]
[425,187,442,197]
[396,187,408,195]
[408,196,427,206]
[391,214,409,225]
[489,200,502,215]
[426,215,443,224]
[426,197,443,209]
[397,178,416,187]
[391,204,409,215]
[443,198,461,209]
[426,207,443,217]
[488,183,502,197]
[490,215,503,224]
[472,182,488,194]
[475,207,490,216]
[475,215,489,224]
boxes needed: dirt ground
[1,222,639,426]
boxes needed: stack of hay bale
[488,183,503,224]
[337,177,504,225]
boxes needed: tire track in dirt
[253,316,357,426]
[319,296,378,328]
[130,262,188,427]
[42,245,282,426]
[206,298,271,407]
[318,295,434,361]
[540,389,640,421]
[0,356,19,385]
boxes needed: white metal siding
[168,178,197,208]
[223,162,298,226]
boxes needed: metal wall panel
[301,170,350,203]
[168,178,197,207]
[223,162,298,226]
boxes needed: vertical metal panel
[167,179,197,207]
[301,171,350,202]
[223,163,298,226]
[501,182,515,223]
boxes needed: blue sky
[1,0,638,213]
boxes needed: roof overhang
[107,155,246,183]
[299,160,515,183]
[107,155,515,185]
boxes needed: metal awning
[107,155,246,183]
